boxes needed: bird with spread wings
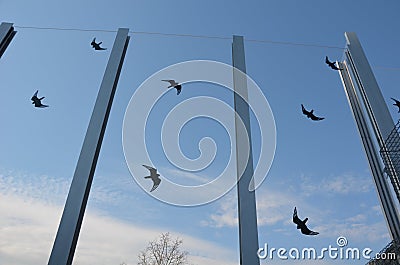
[142,165,161,192]
[91,37,107,50]
[293,207,319,236]
[301,104,324,121]
[391,98,400,113]
[162,79,182,95]
[325,56,343,71]
[31,90,48,108]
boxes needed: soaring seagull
[91,38,107,50]
[162,79,182,95]
[142,165,161,192]
[391,98,400,113]
[31,90,48,108]
[301,104,324,121]
[325,56,343,70]
[293,207,319,236]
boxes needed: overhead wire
[373,66,400,71]
[14,25,117,33]
[245,38,344,50]
[15,25,344,50]
[130,30,231,41]
[13,24,400,70]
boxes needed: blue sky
[1,1,400,264]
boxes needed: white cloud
[199,193,237,228]
[201,183,390,246]
[0,193,62,265]
[160,167,211,184]
[202,188,296,228]
[371,204,382,215]
[0,173,238,265]
[1,170,390,265]
[345,213,367,223]
[314,220,389,244]
[203,194,238,227]
[75,208,238,265]
[0,172,70,204]
[300,173,373,196]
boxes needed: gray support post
[0,22,17,59]
[338,32,400,240]
[232,35,260,265]
[344,32,395,144]
[345,32,400,206]
[48,28,130,265]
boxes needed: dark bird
[325,56,343,70]
[301,104,324,121]
[31,90,48,108]
[293,207,319,236]
[142,165,161,192]
[162,79,182,95]
[91,38,107,50]
[391,98,400,113]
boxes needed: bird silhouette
[142,165,161,192]
[325,56,343,70]
[162,79,182,95]
[293,207,319,236]
[391,98,400,113]
[31,90,48,108]
[301,104,324,121]
[91,38,107,50]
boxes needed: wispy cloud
[0,193,63,265]
[0,172,238,265]
[201,178,389,246]
[202,188,297,228]
[0,171,132,208]
[200,192,238,227]
[314,219,389,244]
[371,204,382,215]
[299,173,373,196]
[0,171,70,205]
[160,167,212,184]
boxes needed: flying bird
[301,104,324,121]
[325,56,343,70]
[31,90,48,108]
[142,165,161,192]
[91,38,107,50]
[293,207,319,236]
[162,79,182,95]
[391,98,400,113]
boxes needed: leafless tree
[137,232,189,265]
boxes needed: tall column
[0,22,17,59]
[344,32,394,143]
[338,32,400,240]
[232,35,260,265]
[344,32,400,206]
[48,28,130,265]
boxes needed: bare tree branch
[137,232,190,265]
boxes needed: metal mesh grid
[366,238,400,264]
[379,119,400,204]
[369,119,400,264]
